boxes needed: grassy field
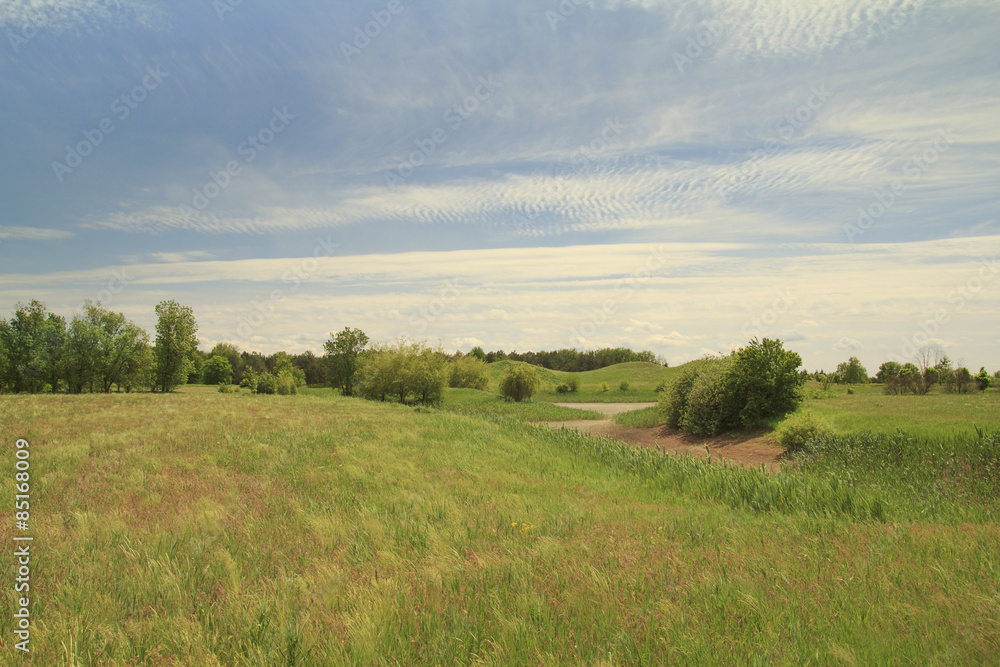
[801,380,1000,439]
[486,360,675,403]
[1,386,998,664]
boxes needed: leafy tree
[876,361,902,384]
[944,367,974,394]
[836,357,868,384]
[203,355,234,386]
[661,338,804,435]
[468,346,487,362]
[448,354,489,390]
[974,367,992,392]
[64,313,101,393]
[211,343,246,384]
[499,362,540,402]
[0,320,10,393]
[728,338,805,429]
[78,302,151,393]
[3,300,56,393]
[324,327,369,396]
[292,350,327,386]
[153,300,199,393]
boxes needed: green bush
[567,376,579,392]
[776,411,833,452]
[556,384,570,394]
[499,362,541,402]
[680,357,736,436]
[448,355,489,390]
[357,341,446,405]
[619,380,630,392]
[660,367,700,429]
[275,373,297,395]
[660,338,805,436]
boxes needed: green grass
[440,388,604,421]
[802,381,1000,440]
[487,360,675,403]
[2,390,997,664]
[614,406,660,428]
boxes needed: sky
[0,0,998,372]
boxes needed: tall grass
[1,392,998,664]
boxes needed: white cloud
[0,226,73,241]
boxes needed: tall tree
[4,300,60,393]
[323,327,369,396]
[153,300,199,393]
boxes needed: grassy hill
[1,390,998,664]
[485,360,677,402]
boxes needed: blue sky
[1,0,998,371]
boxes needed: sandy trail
[545,402,786,471]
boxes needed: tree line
[470,346,664,372]
[811,353,996,395]
[0,299,197,394]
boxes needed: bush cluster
[499,362,541,402]
[356,341,446,405]
[660,339,805,435]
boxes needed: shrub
[660,367,700,429]
[660,338,805,435]
[556,384,570,394]
[619,380,630,392]
[357,341,446,405]
[567,376,579,392]
[217,382,233,393]
[275,373,297,395]
[776,411,833,452]
[448,355,489,390]
[601,383,609,393]
[254,372,277,395]
[975,367,992,392]
[203,355,233,386]
[499,362,541,402]
[680,357,736,436]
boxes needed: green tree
[468,346,488,362]
[728,338,805,429]
[974,367,992,392]
[211,343,246,384]
[499,362,540,402]
[72,302,151,393]
[203,355,234,386]
[324,327,369,396]
[448,354,489,390]
[153,300,199,393]
[876,361,901,383]
[3,300,57,393]
[836,356,868,384]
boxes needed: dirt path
[545,403,786,471]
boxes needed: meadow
[1,366,998,665]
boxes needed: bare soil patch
[545,402,786,471]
